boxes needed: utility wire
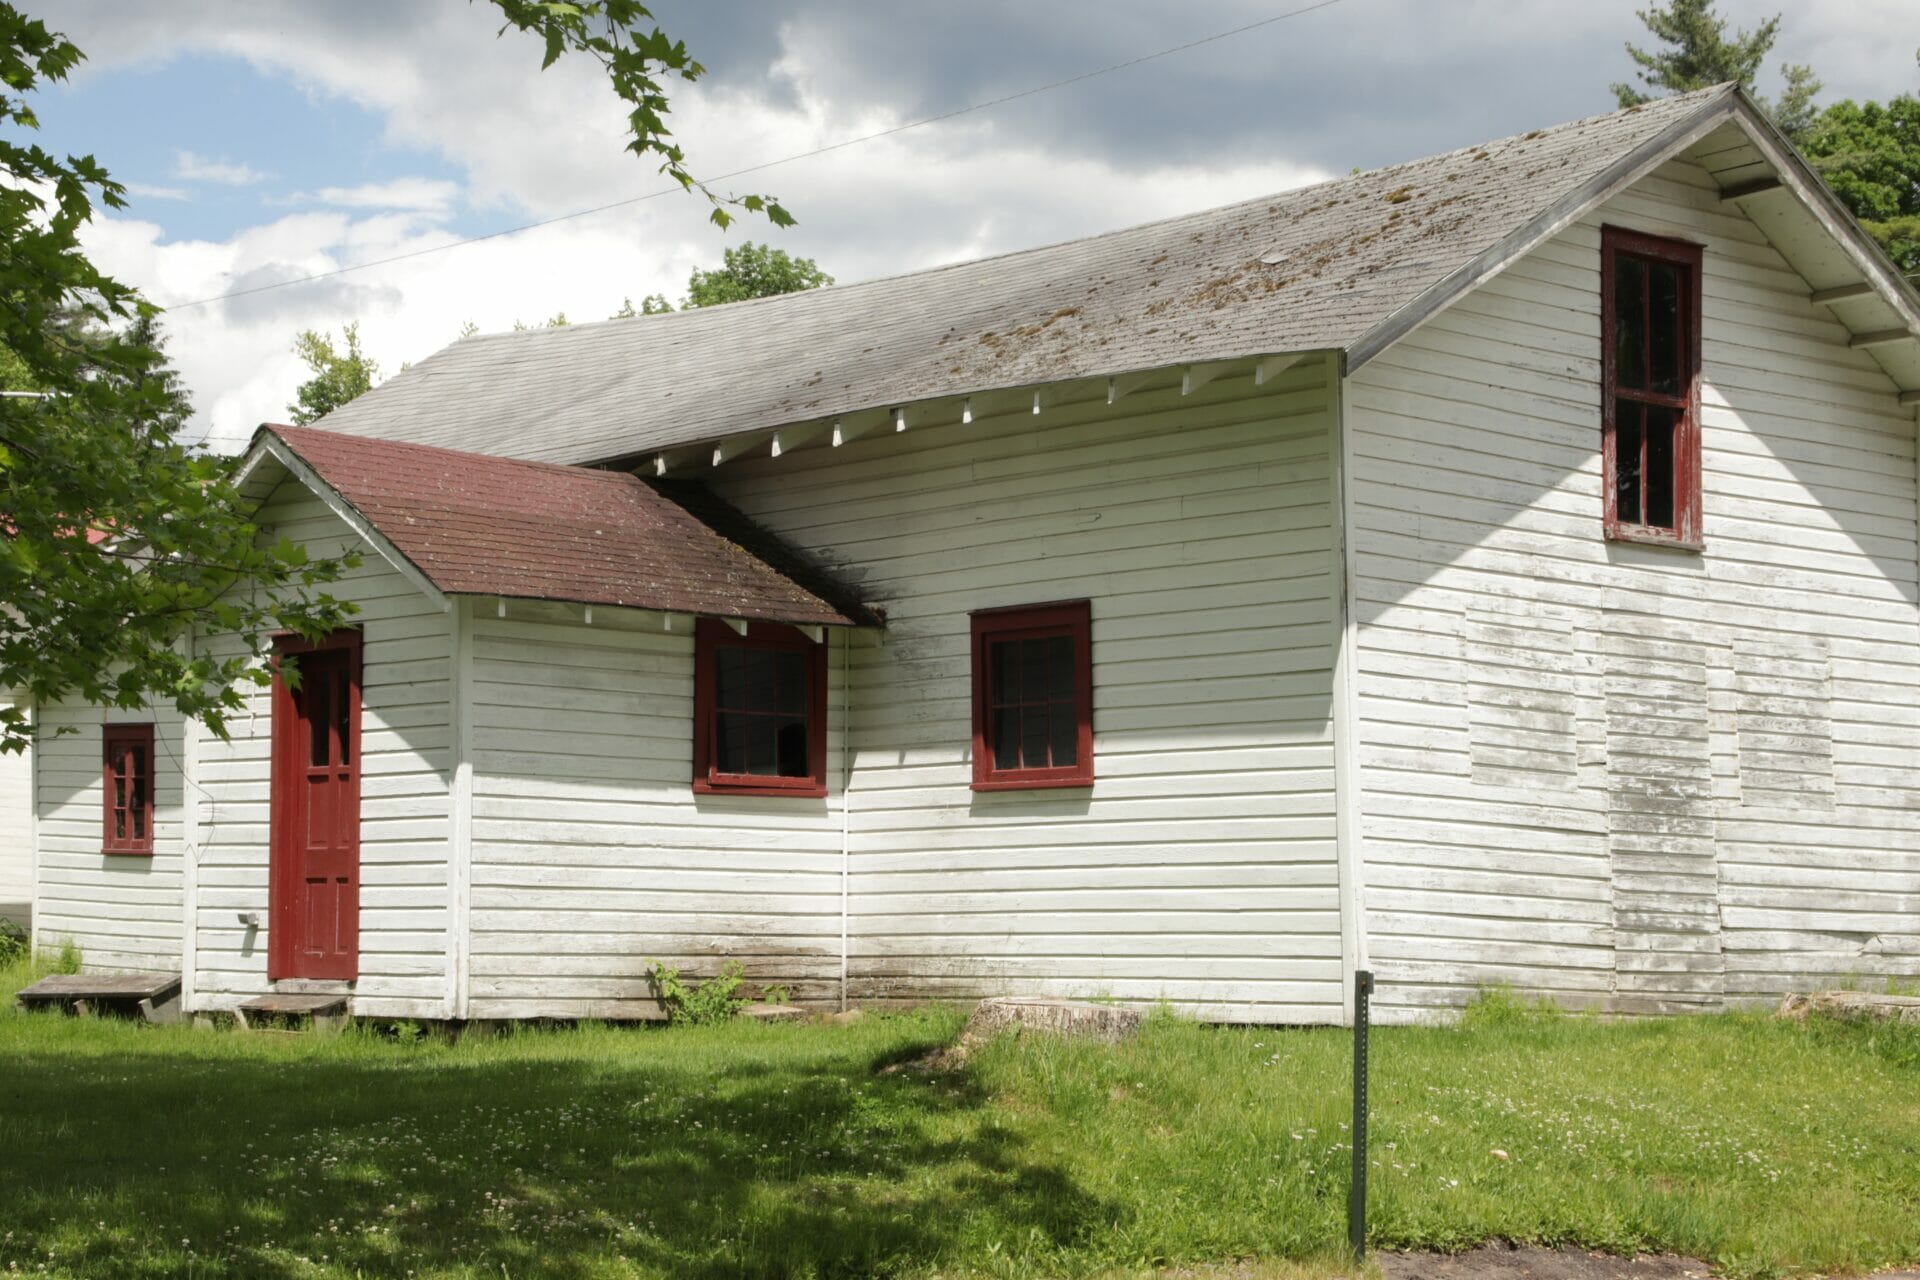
[163,0,1349,312]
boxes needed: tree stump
[1779,991,1920,1025]
[953,996,1142,1061]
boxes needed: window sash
[693,621,828,796]
[1601,226,1702,546]
[970,601,1093,791]
[101,724,155,856]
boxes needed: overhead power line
[164,0,1349,312]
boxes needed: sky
[26,1,1920,451]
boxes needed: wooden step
[16,971,183,1024]
[238,993,348,1017]
[235,992,349,1033]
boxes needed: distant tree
[683,242,833,308]
[511,312,571,331]
[1801,58,1920,276]
[1612,0,1819,141]
[604,248,831,321]
[611,294,672,318]
[288,323,380,424]
[1611,5,1918,275]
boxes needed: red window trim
[692,619,829,798]
[101,723,156,857]
[970,599,1094,792]
[1600,224,1705,548]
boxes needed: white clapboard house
[25,86,1920,1024]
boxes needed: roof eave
[241,428,454,613]
[1714,89,1920,337]
[1345,86,1744,374]
[442,590,874,630]
[1345,86,1920,392]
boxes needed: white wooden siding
[0,694,29,923]
[464,600,848,1020]
[32,702,186,971]
[1346,155,1920,1018]
[713,363,1344,1023]
[189,479,453,1017]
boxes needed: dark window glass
[1644,404,1677,528]
[307,671,330,767]
[1614,256,1647,390]
[992,706,1020,770]
[713,645,810,779]
[716,712,745,774]
[1648,262,1682,394]
[334,674,351,767]
[985,634,1078,772]
[1614,400,1643,526]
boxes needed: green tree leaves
[1611,0,1820,141]
[682,242,833,308]
[484,0,793,229]
[1613,5,1919,276]
[288,322,380,425]
[0,4,358,753]
[1803,79,1920,276]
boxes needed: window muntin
[102,723,155,856]
[1602,226,1703,546]
[693,620,827,796]
[970,601,1093,791]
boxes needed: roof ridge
[447,86,1739,348]
[268,422,638,483]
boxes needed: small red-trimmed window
[1602,225,1704,546]
[102,724,155,856]
[693,619,828,797]
[971,600,1093,791]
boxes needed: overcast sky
[31,1,1920,450]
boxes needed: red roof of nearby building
[260,424,872,627]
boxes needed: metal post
[1348,968,1373,1260]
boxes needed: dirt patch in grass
[1376,1245,1710,1280]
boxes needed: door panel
[270,633,361,981]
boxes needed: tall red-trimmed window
[102,723,155,856]
[693,619,828,798]
[970,600,1093,792]
[1602,225,1704,546]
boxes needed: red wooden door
[270,632,362,981]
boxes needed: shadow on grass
[0,1021,1115,1279]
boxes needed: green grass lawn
[2,956,1917,1280]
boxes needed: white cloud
[125,182,189,201]
[304,178,462,213]
[174,150,268,186]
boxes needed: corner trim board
[1326,353,1369,1022]
[448,598,475,1021]
[181,636,201,1013]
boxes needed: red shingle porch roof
[255,424,873,627]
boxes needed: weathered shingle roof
[311,89,1745,466]
[261,425,873,625]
